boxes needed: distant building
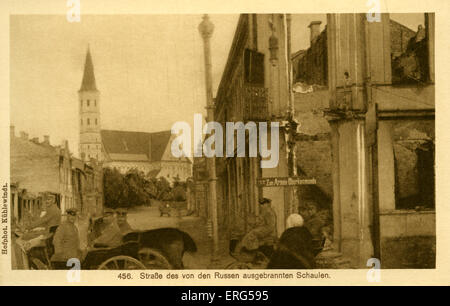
[10,127,104,222]
[79,47,102,162]
[78,48,192,183]
[101,129,192,182]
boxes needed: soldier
[51,208,81,270]
[27,192,61,233]
[116,208,133,235]
[239,198,277,258]
[92,208,122,248]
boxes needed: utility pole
[198,14,219,264]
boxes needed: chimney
[43,135,50,145]
[10,126,15,139]
[20,131,29,140]
[31,137,39,144]
[308,21,322,45]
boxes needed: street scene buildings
[10,13,435,270]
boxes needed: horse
[123,228,197,269]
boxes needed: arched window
[87,100,90,107]
[80,100,82,108]
[87,118,90,125]
[95,100,97,106]
[81,119,83,126]
[95,118,98,125]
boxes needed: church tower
[79,47,102,162]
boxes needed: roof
[389,18,416,34]
[79,47,97,91]
[101,129,172,162]
[291,49,306,60]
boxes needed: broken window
[390,13,433,84]
[392,120,434,210]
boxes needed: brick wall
[295,29,328,86]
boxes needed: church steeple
[80,46,97,91]
[79,46,102,162]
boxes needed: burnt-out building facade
[325,13,435,268]
[204,13,435,269]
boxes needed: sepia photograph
[0,0,446,289]
[7,11,436,272]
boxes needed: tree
[124,168,152,206]
[103,167,128,208]
[103,167,190,208]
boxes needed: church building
[78,48,192,182]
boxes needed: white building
[101,129,192,182]
[78,48,191,182]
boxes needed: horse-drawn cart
[15,227,196,270]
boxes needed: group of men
[22,192,133,269]
[236,197,321,269]
[22,193,321,269]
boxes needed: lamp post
[283,14,300,217]
[198,14,219,264]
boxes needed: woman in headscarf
[267,213,316,269]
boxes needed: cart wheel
[225,260,252,269]
[31,258,50,270]
[98,256,146,270]
[138,248,172,269]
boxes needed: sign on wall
[257,177,316,187]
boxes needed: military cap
[103,207,115,215]
[115,208,128,215]
[258,197,272,205]
[66,208,78,215]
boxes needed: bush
[103,167,188,208]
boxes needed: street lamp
[198,14,220,266]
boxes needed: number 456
[118,273,132,280]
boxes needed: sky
[10,13,423,157]
[10,14,239,156]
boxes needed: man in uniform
[239,198,277,258]
[27,192,61,233]
[51,208,81,270]
[92,208,122,248]
[116,208,133,235]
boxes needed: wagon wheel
[98,255,147,270]
[225,260,252,269]
[31,258,50,270]
[138,248,172,269]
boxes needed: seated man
[238,198,277,259]
[17,193,62,257]
[27,193,61,233]
[51,208,82,270]
[91,208,123,248]
[115,208,133,235]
